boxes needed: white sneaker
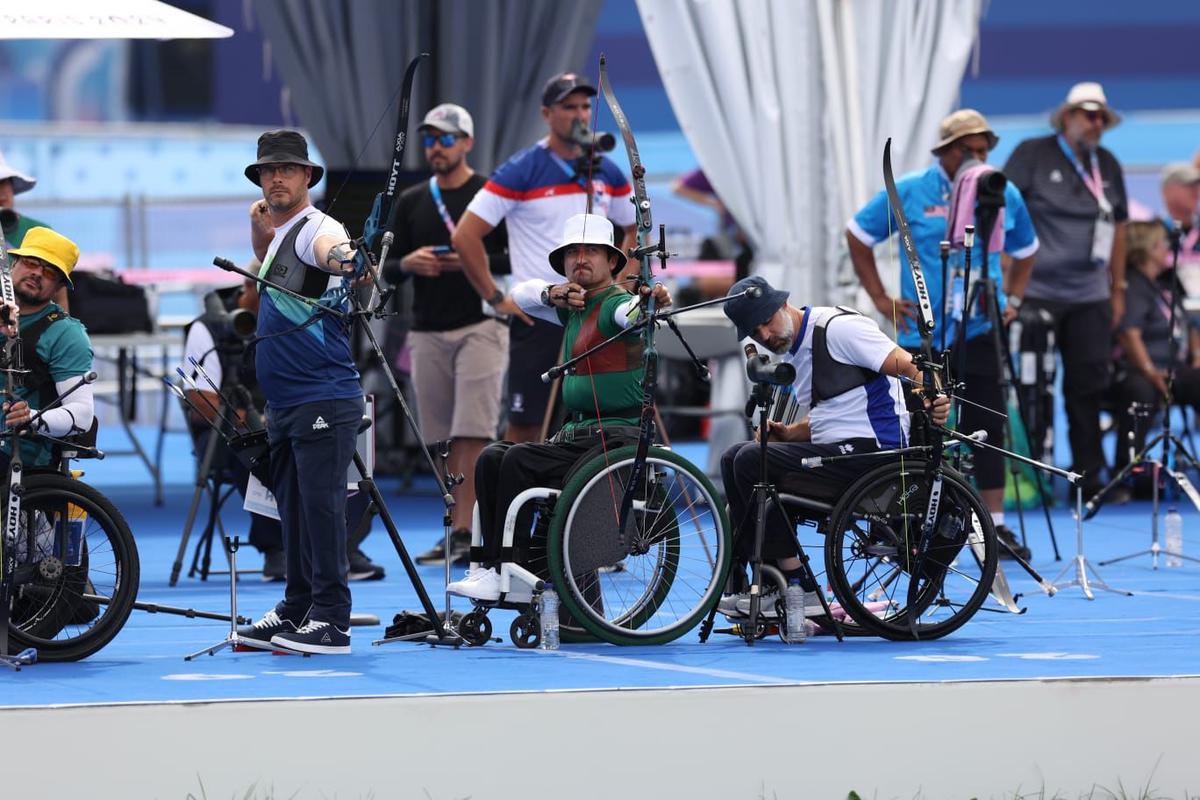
[738,589,823,618]
[447,567,501,601]
[733,591,782,620]
[718,592,750,617]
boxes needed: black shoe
[262,549,285,582]
[236,609,299,651]
[348,549,385,581]
[414,528,471,566]
[995,525,1032,561]
[271,619,351,655]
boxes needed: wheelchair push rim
[547,446,732,646]
[824,459,998,642]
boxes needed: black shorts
[506,316,564,427]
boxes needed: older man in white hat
[0,150,53,249]
[447,213,670,601]
[1004,82,1130,501]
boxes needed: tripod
[1051,484,1132,599]
[950,182,1061,563]
[170,421,246,585]
[699,357,843,646]
[185,536,249,659]
[1092,224,1200,568]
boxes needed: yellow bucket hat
[8,226,79,287]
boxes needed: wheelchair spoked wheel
[7,474,140,662]
[824,459,997,642]
[547,445,732,646]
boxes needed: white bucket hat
[547,213,628,276]
[1050,82,1122,131]
[0,151,36,195]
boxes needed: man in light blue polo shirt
[846,109,1038,559]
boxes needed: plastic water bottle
[783,584,807,644]
[539,586,560,650]
[1164,508,1183,568]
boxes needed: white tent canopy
[0,0,233,39]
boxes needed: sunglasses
[1078,109,1107,124]
[422,132,461,149]
[257,163,301,179]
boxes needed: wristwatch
[486,288,505,306]
[540,286,553,307]
[1006,294,1023,311]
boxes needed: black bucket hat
[244,130,324,188]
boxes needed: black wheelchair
[4,424,140,662]
[712,379,1003,643]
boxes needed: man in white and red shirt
[454,72,636,442]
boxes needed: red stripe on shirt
[483,180,631,202]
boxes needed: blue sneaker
[271,620,351,655]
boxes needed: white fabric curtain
[636,0,980,477]
[636,0,981,302]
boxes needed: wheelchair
[714,388,1001,643]
[5,423,140,661]
[454,443,733,647]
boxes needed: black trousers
[1112,365,1200,469]
[1023,298,1112,481]
[474,437,603,564]
[720,438,881,586]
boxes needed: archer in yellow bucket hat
[8,226,79,288]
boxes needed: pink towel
[946,163,1006,255]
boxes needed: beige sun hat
[1050,82,1122,131]
[930,109,999,154]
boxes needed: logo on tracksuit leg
[312,416,329,430]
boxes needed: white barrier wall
[9,677,1198,798]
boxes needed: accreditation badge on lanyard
[1058,136,1114,265]
[433,176,508,320]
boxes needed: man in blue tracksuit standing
[235,130,364,655]
[846,109,1039,559]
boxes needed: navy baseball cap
[724,276,790,341]
[542,72,597,107]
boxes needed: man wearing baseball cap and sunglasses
[1,227,95,470]
[1004,82,1130,501]
[452,71,637,446]
[381,102,511,568]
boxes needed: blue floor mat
[3,467,1198,708]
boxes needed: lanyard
[547,146,590,191]
[1056,135,1112,214]
[428,177,457,236]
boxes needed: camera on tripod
[744,344,796,386]
[202,289,256,346]
[568,119,616,153]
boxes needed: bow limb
[362,52,428,309]
[883,138,946,636]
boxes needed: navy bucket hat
[724,276,790,341]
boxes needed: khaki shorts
[410,320,509,443]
